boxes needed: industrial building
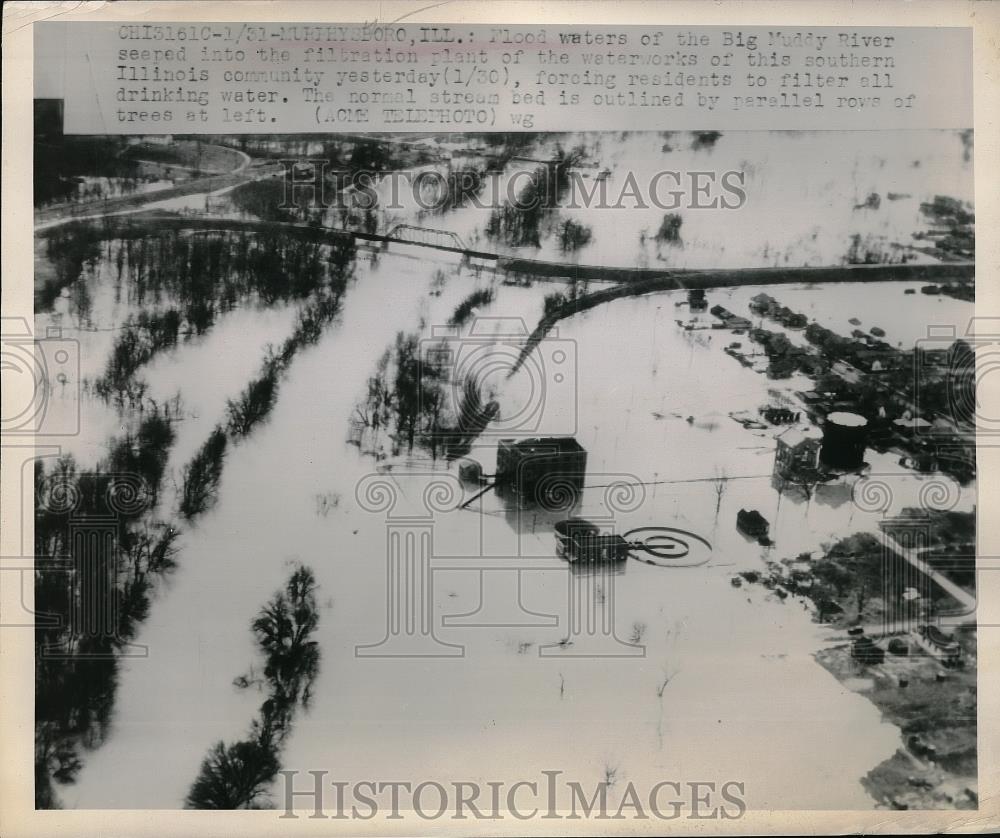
[495,437,587,510]
[554,518,630,563]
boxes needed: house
[710,304,752,329]
[749,293,777,315]
[893,416,934,435]
[779,310,808,329]
[773,426,822,479]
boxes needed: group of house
[850,624,963,669]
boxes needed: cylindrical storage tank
[820,411,868,470]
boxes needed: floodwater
[356,130,973,269]
[55,252,974,810]
[38,248,301,468]
[44,130,975,811]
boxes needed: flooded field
[41,246,972,809]
[349,130,973,269]
[33,129,975,812]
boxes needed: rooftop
[826,411,868,427]
[776,426,822,447]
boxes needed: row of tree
[186,564,321,809]
[36,231,356,806]
[354,326,498,462]
[34,406,179,807]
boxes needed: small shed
[737,509,770,540]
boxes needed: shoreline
[814,644,977,810]
[735,535,977,811]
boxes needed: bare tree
[773,474,789,525]
[655,664,680,750]
[712,467,728,523]
[603,762,619,788]
[656,666,679,699]
[800,477,819,516]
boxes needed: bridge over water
[383,224,469,252]
[41,210,975,289]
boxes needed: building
[749,293,777,316]
[496,437,587,509]
[893,416,934,436]
[127,135,174,146]
[710,305,752,330]
[687,288,708,310]
[554,518,630,563]
[761,406,801,425]
[773,426,822,479]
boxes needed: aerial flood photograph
[31,98,977,813]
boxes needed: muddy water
[60,249,494,807]
[36,249,301,469]
[52,129,974,810]
[355,130,973,270]
[61,252,973,808]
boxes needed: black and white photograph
[2,4,998,834]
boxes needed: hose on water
[623,526,713,568]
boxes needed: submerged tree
[186,564,321,809]
[655,213,683,245]
[557,219,593,253]
[252,564,321,726]
[184,733,280,809]
[179,426,228,518]
[712,468,728,523]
